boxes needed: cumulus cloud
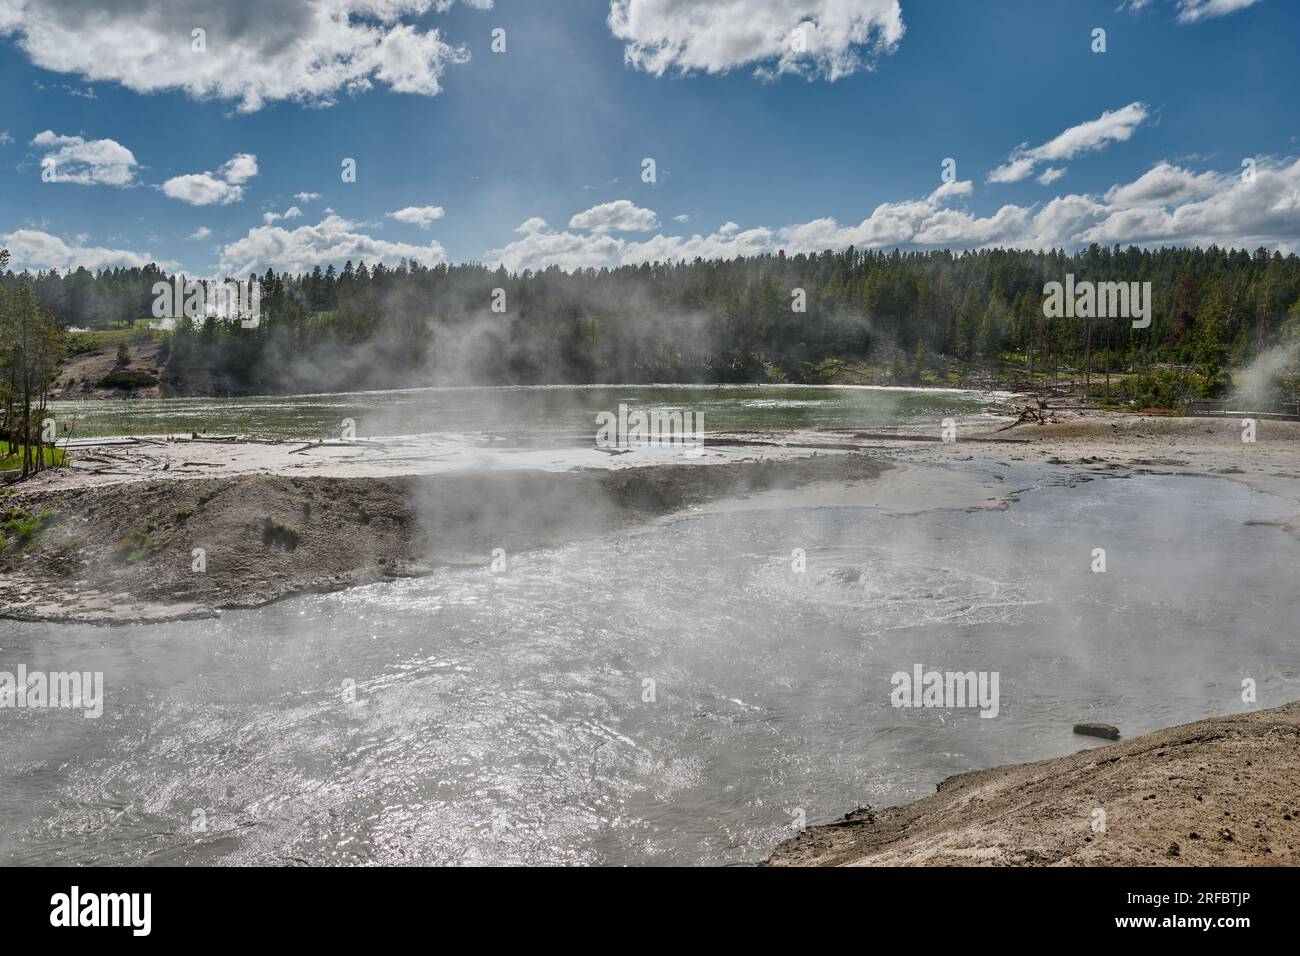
[189,226,213,240]
[1,228,172,270]
[219,153,259,184]
[0,0,483,113]
[387,204,446,228]
[263,205,304,224]
[487,159,1300,270]
[294,191,322,203]
[568,199,658,232]
[1102,160,1221,205]
[217,213,446,275]
[988,102,1150,183]
[515,217,549,234]
[163,174,242,206]
[163,152,259,206]
[1036,167,1067,186]
[29,130,138,186]
[0,131,13,145]
[488,229,626,273]
[929,180,974,202]
[608,0,904,81]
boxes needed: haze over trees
[4,243,1299,403]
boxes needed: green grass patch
[0,443,67,472]
[0,509,58,549]
[96,369,159,389]
[111,528,157,564]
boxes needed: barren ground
[764,702,1300,866]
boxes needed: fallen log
[1073,722,1121,741]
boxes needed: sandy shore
[764,701,1300,866]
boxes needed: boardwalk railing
[1185,398,1300,420]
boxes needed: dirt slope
[765,702,1300,866]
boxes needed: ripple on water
[1,472,1299,865]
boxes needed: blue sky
[0,0,1296,278]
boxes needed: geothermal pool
[2,468,1298,865]
[49,382,996,439]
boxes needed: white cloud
[487,159,1300,270]
[0,131,13,145]
[189,227,212,240]
[489,230,627,272]
[0,1,480,113]
[625,226,778,264]
[163,152,259,206]
[1175,0,1263,23]
[718,221,740,235]
[262,205,304,224]
[986,157,1037,185]
[515,217,549,234]
[1036,167,1067,186]
[672,213,690,223]
[163,173,244,206]
[29,129,137,186]
[219,153,259,184]
[988,102,1150,183]
[608,0,904,81]
[387,204,446,228]
[1,228,173,270]
[929,180,974,201]
[568,199,658,233]
[294,191,322,203]
[1079,158,1299,247]
[1120,0,1262,21]
[218,213,445,275]
[1102,161,1221,205]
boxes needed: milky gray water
[49,383,993,440]
[3,466,1298,866]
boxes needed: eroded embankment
[764,702,1300,867]
[0,452,885,624]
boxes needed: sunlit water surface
[2,470,1298,865]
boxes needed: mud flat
[5,409,1300,623]
[764,702,1300,866]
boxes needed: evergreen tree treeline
[4,243,1300,395]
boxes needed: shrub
[0,509,57,549]
[111,528,156,563]
[260,518,300,551]
[97,369,159,389]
